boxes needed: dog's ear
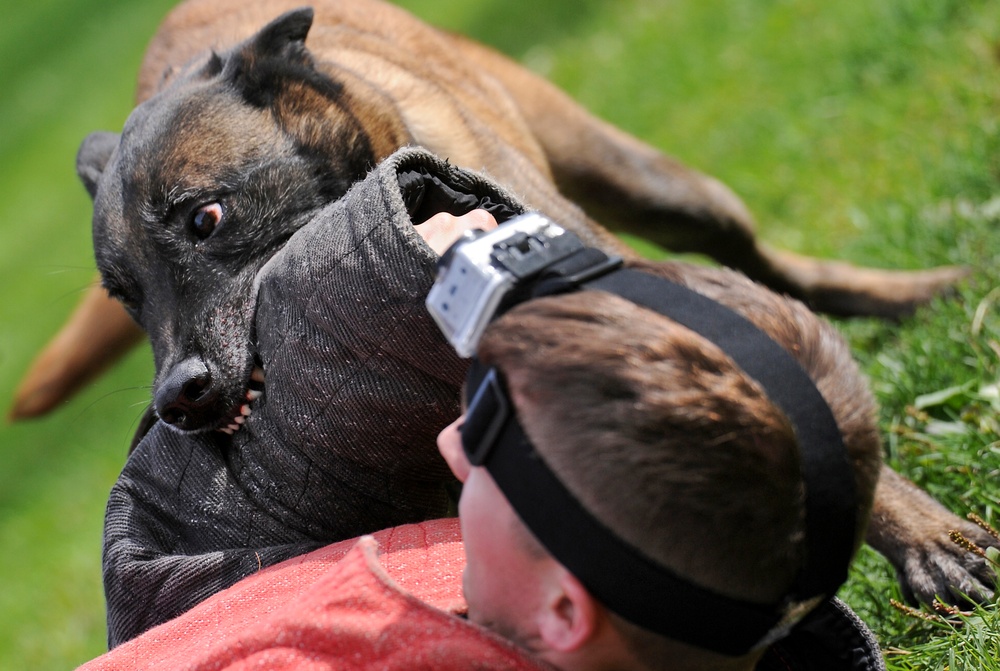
[225,7,325,108]
[250,7,314,64]
[76,131,120,199]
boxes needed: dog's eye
[191,202,224,239]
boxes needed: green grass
[0,0,998,667]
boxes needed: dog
[17,0,993,606]
[11,0,968,423]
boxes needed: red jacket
[79,515,884,670]
[79,518,549,670]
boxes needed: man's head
[437,258,882,670]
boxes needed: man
[80,193,884,668]
[425,213,885,669]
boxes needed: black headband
[461,262,857,656]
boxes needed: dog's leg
[550,120,967,318]
[453,38,965,318]
[867,465,998,605]
[543,110,968,319]
[10,283,143,420]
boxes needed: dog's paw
[869,468,999,607]
[895,515,998,607]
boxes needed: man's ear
[537,570,600,653]
[76,131,120,199]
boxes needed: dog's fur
[11,0,970,422]
[19,0,995,605]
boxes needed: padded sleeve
[102,148,526,646]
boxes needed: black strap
[464,362,783,655]
[580,269,857,600]
[461,260,858,654]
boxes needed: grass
[883,559,1000,671]
[0,0,997,667]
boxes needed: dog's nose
[154,357,218,429]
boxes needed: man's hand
[415,210,499,255]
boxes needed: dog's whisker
[73,385,155,416]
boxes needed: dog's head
[81,8,409,433]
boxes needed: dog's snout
[155,358,218,429]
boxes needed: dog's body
[11,0,969,423]
[19,0,995,605]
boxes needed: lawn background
[1,0,998,668]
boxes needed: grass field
[1,0,998,668]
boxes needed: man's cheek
[460,550,487,624]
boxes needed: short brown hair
[476,260,881,606]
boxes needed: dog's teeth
[233,415,246,425]
[240,404,252,416]
[246,389,263,401]
[219,427,234,435]
[247,365,265,394]
[227,422,240,432]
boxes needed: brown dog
[14,0,992,605]
[11,0,967,422]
